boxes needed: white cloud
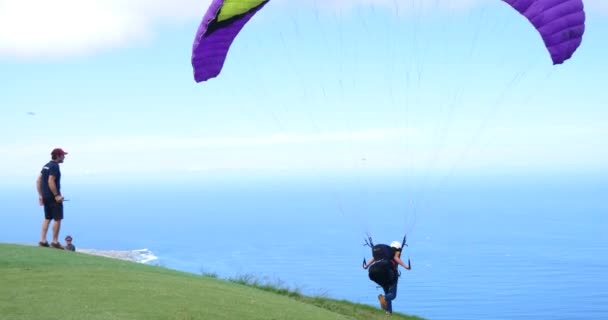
[0,0,207,57]
[2,124,607,179]
[54,127,416,154]
[0,128,417,176]
[79,127,415,151]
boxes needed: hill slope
[0,243,424,320]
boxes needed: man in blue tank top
[36,148,68,249]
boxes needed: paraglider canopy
[191,0,270,82]
[502,0,585,64]
[191,0,586,83]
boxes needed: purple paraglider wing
[502,0,585,64]
[191,0,584,83]
[191,0,270,83]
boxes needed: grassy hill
[0,243,424,320]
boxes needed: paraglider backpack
[368,244,398,288]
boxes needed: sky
[1,0,607,184]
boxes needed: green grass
[0,243,424,320]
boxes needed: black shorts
[43,199,63,221]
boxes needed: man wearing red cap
[36,148,68,249]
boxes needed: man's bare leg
[51,220,62,244]
[40,219,51,244]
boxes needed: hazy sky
[1,0,607,182]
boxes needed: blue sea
[2,172,608,320]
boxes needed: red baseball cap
[51,148,68,156]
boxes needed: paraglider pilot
[363,238,411,315]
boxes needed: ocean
[2,172,607,320]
